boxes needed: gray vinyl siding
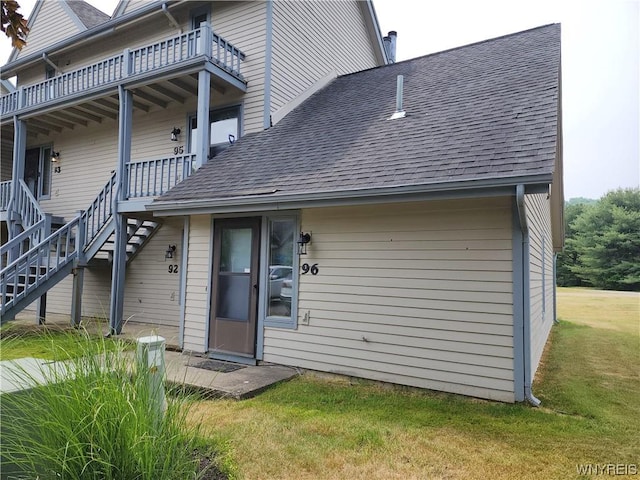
[15,1,83,61]
[263,197,516,402]
[270,0,379,113]
[182,214,211,353]
[525,193,555,374]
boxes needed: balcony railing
[1,25,245,117]
[126,154,196,198]
[0,180,11,210]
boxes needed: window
[189,106,240,159]
[264,216,298,327]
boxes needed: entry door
[209,218,260,356]
[24,148,40,197]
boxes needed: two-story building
[1,0,389,327]
[1,1,563,404]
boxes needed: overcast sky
[1,0,638,200]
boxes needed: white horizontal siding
[182,214,211,353]
[263,198,516,402]
[271,0,379,113]
[525,193,554,375]
[16,1,83,60]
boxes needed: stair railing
[0,218,46,268]
[0,214,82,315]
[83,171,117,249]
[14,179,46,243]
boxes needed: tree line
[557,188,640,291]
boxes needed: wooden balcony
[0,25,246,122]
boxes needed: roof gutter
[149,173,552,215]
[1,1,185,78]
[516,183,541,407]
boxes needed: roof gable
[112,0,157,18]
[66,1,110,29]
[10,0,108,62]
[157,24,562,208]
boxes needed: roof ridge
[338,23,560,79]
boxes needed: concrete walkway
[164,351,299,399]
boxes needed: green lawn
[187,287,639,479]
[2,289,638,479]
[0,322,129,361]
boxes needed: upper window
[189,106,240,159]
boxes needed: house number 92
[301,263,318,275]
[168,264,179,274]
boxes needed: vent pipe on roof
[389,75,406,120]
[382,31,397,63]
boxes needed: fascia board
[149,174,553,216]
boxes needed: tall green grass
[0,329,216,479]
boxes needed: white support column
[109,85,133,335]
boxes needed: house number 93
[301,263,318,275]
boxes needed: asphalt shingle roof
[67,1,110,29]
[156,24,560,206]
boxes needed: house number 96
[301,263,318,275]
[168,264,179,274]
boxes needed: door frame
[208,216,261,362]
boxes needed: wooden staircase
[1,173,161,322]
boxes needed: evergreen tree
[570,188,640,291]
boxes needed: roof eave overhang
[148,173,553,217]
[2,0,186,79]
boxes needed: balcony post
[123,48,131,77]
[196,69,211,169]
[109,85,133,335]
[17,86,25,109]
[71,211,85,328]
[9,117,26,244]
[200,21,213,58]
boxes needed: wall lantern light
[165,244,176,260]
[50,151,60,162]
[297,232,312,255]
[170,127,181,142]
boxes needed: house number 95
[301,263,318,275]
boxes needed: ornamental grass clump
[0,329,211,480]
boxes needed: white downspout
[516,184,541,407]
